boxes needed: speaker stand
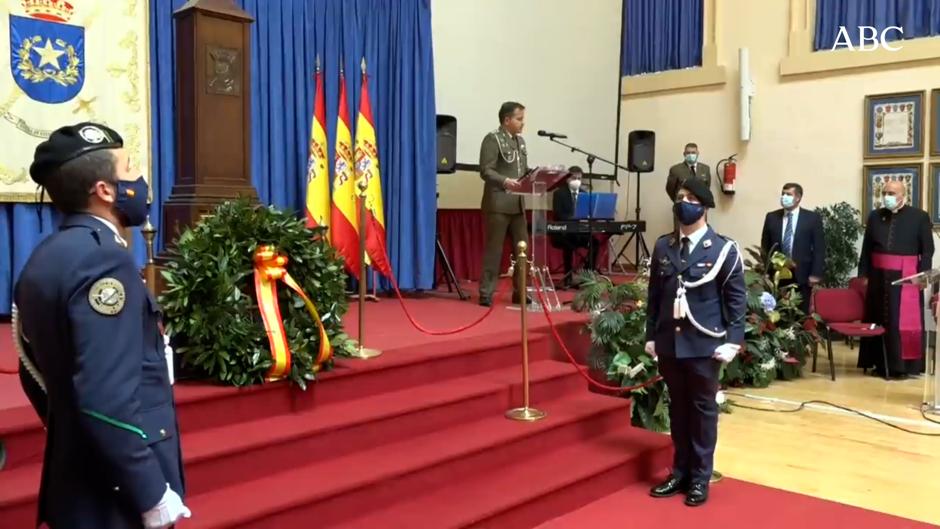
[436,237,469,300]
[612,171,650,270]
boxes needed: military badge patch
[9,5,85,104]
[88,277,125,315]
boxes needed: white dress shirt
[680,224,709,253]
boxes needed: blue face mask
[674,201,705,226]
[685,153,698,164]
[780,195,795,208]
[882,195,898,211]
[114,176,150,227]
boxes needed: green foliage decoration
[159,199,357,388]
[815,202,863,288]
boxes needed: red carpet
[0,286,674,528]
[1,286,929,528]
[537,479,937,529]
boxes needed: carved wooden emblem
[206,45,240,96]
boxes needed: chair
[845,277,868,350]
[812,288,887,381]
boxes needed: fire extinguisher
[717,154,737,195]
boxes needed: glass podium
[510,166,570,312]
[892,269,940,415]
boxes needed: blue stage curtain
[815,0,940,51]
[1,0,436,314]
[621,0,703,76]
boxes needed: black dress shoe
[684,482,709,506]
[649,475,687,498]
[479,297,492,307]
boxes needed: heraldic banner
[0,0,151,202]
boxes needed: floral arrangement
[721,246,819,388]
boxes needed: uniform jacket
[479,128,527,215]
[14,214,184,529]
[645,226,747,359]
[665,162,712,202]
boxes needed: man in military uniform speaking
[478,101,529,306]
[644,179,746,507]
[14,123,189,529]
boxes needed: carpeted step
[0,359,583,526]
[182,393,632,529]
[0,331,550,470]
[534,479,937,529]
[330,429,672,529]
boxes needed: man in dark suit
[665,142,711,202]
[760,183,825,314]
[645,178,746,507]
[550,166,599,288]
[15,123,188,529]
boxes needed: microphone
[537,130,568,139]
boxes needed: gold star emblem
[73,97,96,115]
[34,38,65,70]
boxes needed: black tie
[680,237,690,263]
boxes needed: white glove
[163,335,175,385]
[712,343,741,363]
[644,340,657,358]
[142,484,191,529]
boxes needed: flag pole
[352,177,381,359]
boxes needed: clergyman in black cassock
[857,181,933,378]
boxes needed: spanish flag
[355,60,392,278]
[305,59,330,233]
[330,71,360,277]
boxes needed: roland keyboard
[546,220,645,234]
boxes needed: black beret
[680,178,715,208]
[29,122,123,185]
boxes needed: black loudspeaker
[627,130,655,173]
[436,115,457,173]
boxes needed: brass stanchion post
[506,241,546,422]
[141,215,157,297]
[351,178,381,359]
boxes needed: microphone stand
[546,136,639,273]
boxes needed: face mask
[568,179,581,191]
[882,195,899,211]
[780,195,795,208]
[685,153,698,164]
[673,201,705,226]
[113,176,150,227]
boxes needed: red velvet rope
[530,274,663,394]
[388,274,504,336]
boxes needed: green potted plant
[574,271,669,432]
[815,201,864,288]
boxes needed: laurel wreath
[16,36,81,87]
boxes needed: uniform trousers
[480,211,528,299]
[657,355,721,484]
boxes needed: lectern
[162,0,258,250]
[510,166,569,312]
[892,269,940,416]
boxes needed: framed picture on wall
[931,89,940,157]
[862,163,923,219]
[930,163,940,225]
[863,90,925,159]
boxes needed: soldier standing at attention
[644,179,746,507]
[478,101,529,307]
[14,123,189,529]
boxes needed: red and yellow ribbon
[253,245,333,382]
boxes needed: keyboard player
[550,166,599,288]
